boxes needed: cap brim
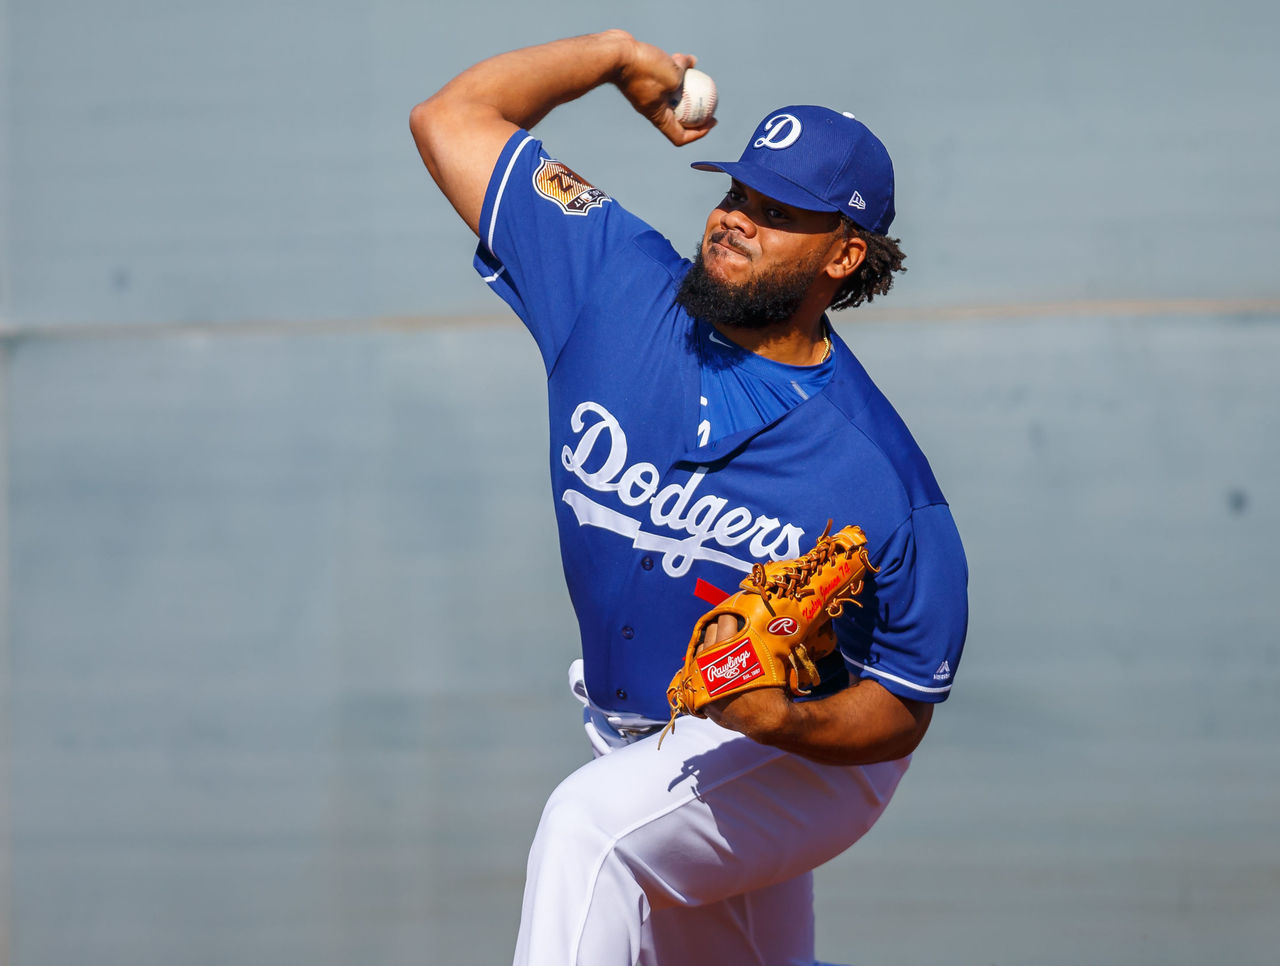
[690,160,839,214]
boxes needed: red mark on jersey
[694,578,730,606]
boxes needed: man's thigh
[545,714,909,911]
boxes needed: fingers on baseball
[680,116,718,137]
[654,112,716,145]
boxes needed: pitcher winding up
[411,29,969,966]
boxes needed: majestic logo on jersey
[559,401,807,578]
[534,159,611,215]
[753,114,802,150]
[766,617,799,636]
[699,641,763,697]
[933,660,952,681]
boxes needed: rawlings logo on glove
[700,642,764,696]
[659,522,876,747]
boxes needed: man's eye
[766,208,787,220]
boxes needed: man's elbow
[409,95,467,183]
[409,97,445,155]
[846,692,934,765]
[890,701,933,759]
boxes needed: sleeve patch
[534,158,611,215]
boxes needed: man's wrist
[708,688,801,745]
[759,696,807,747]
[599,29,640,88]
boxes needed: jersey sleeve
[839,503,969,703]
[472,130,660,371]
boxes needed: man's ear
[826,234,867,280]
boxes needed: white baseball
[672,68,717,127]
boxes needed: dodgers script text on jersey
[473,131,968,721]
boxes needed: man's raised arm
[409,30,713,236]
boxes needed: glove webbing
[740,521,867,620]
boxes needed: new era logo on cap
[691,105,896,234]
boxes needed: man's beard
[674,238,825,330]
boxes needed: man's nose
[718,205,756,237]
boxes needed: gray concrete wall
[6,311,1278,966]
[3,1,1279,964]
[4,0,1279,327]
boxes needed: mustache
[708,230,751,256]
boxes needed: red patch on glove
[698,640,763,697]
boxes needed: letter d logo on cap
[753,114,802,150]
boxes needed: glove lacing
[741,520,868,621]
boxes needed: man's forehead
[728,177,780,203]
[723,178,842,230]
[727,178,829,216]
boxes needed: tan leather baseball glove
[660,523,876,745]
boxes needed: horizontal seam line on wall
[1,296,1279,344]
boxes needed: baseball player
[411,30,968,966]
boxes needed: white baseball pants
[511,663,909,966]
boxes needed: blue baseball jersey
[474,131,968,721]
[697,325,834,444]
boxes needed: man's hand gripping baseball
[411,31,713,234]
[613,39,717,146]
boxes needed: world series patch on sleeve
[660,523,876,744]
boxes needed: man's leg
[639,872,815,966]
[511,714,909,966]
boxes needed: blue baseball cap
[691,105,896,234]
